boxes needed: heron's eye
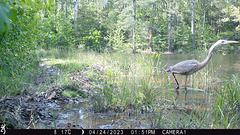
[222,41,224,44]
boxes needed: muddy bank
[0,62,91,129]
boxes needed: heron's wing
[168,60,200,75]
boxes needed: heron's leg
[172,73,179,101]
[184,76,188,101]
[172,73,179,89]
[174,90,179,101]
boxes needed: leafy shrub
[83,30,105,53]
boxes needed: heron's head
[217,40,239,45]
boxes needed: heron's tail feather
[165,66,171,72]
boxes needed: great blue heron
[166,40,239,100]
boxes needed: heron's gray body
[166,59,201,75]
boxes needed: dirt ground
[0,63,93,129]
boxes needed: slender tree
[174,1,178,42]
[149,28,153,52]
[61,0,64,11]
[75,0,80,34]
[132,0,136,54]
[202,0,207,48]
[65,0,68,18]
[191,0,196,48]
[168,0,172,52]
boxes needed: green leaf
[0,2,11,35]
[151,53,155,58]
[10,9,18,23]
[8,0,15,4]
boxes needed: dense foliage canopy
[1,0,240,53]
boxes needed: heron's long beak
[226,41,239,44]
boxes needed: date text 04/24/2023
[88,129,124,135]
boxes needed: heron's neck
[199,42,219,69]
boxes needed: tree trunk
[65,0,68,18]
[149,28,153,52]
[191,0,196,48]
[174,1,178,42]
[61,0,64,12]
[202,0,207,49]
[55,0,58,17]
[202,0,206,31]
[182,16,185,46]
[132,29,136,54]
[168,0,172,52]
[44,0,47,17]
[157,3,160,28]
[54,0,58,33]
[132,0,136,54]
[75,0,79,34]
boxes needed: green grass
[62,84,88,98]
[0,50,40,96]
[212,75,240,128]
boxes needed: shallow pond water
[53,102,153,129]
